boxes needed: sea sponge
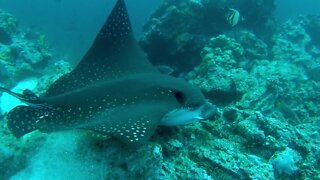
[271,147,301,176]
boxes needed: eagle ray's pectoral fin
[81,103,170,146]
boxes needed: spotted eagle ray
[0,0,216,145]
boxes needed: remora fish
[0,0,216,145]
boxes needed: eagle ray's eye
[174,91,186,104]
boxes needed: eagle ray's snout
[199,102,218,120]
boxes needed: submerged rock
[0,9,17,45]
[182,14,320,178]
[140,0,276,73]
[187,35,257,105]
[237,30,268,60]
[272,15,320,82]
[188,19,320,124]
[0,9,52,86]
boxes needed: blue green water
[0,0,162,63]
[275,0,320,21]
[0,0,318,63]
[0,0,319,179]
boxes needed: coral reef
[139,0,276,73]
[0,9,52,86]
[188,28,320,124]
[0,3,320,180]
[186,14,320,178]
[0,9,17,45]
[188,34,251,104]
[272,14,320,82]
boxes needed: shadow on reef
[0,28,11,45]
[139,0,276,74]
[202,80,243,106]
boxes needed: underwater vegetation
[0,0,319,179]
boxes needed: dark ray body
[0,0,216,145]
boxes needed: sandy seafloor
[0,0,320,179]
